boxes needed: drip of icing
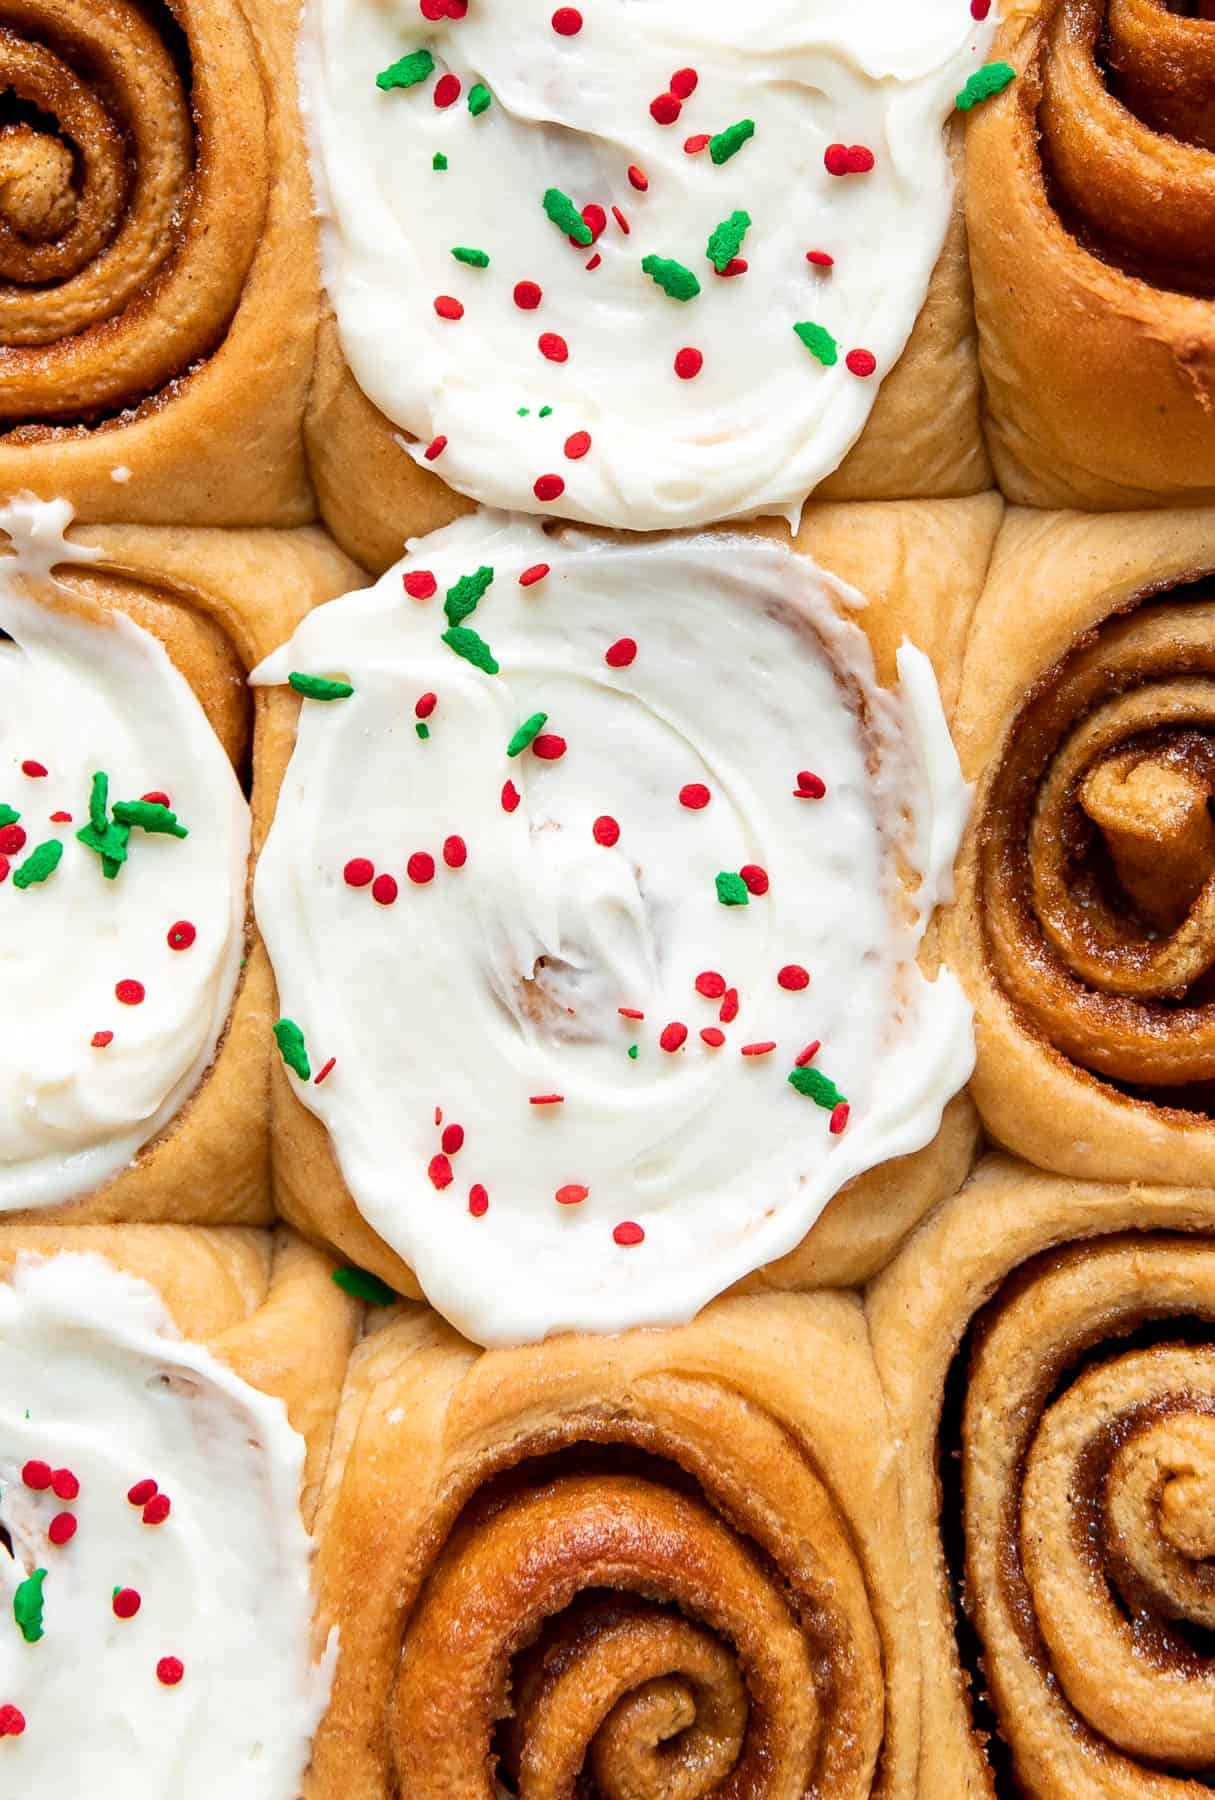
[300,0,995,530]
[0,497,251,1211]
[0,1252,331,1792]
[253,512,973,1345]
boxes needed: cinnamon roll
[0,0,319,526]
[948,504,1215,1184]
[306,1290,917,1799]
[869,1154,1215,1798]
[0,495,361,1223]
[966,0,1215,508]
[0,1222,357,1791]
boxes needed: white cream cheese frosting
[254,512,973,1345]
[300,0,995,532]
[0,498,250,1212]
[0,1251,330,1792]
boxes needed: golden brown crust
[0,0,321,526]
[967,0,1215,508]
[305,1292,918,1798]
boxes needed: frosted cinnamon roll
[298,0,996,568]
[253,504,990,1343]
[0,1223,357,1790]
[948,505,1215,1184]
[869,1155,1215,1797]
[307,1290,916,1799]
[0,495,360,1224]
[0,0,318,526]
[967,0,1215,508]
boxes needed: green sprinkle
[956,62,1016,112]
[507,712,547,757]
[376,49,434,92]
[444,565,494,627]
[289,672,353,702]
[14,841,62,888]
[76,817,129,880]
[442,626,500,675]
[794,321,839,367]
[715,871,749,907]
[709,119,754,165]
[452,246,489,267]
[627,1044,638,1060]
[707,209,751,273]
[112,800,188,839]
[274,1018,310,1081]
[544,187,592,245]
[0,804,19,829]
[788,1065,847,1109]
[415,721,430,740]
[433,152,448,171]
[518,407,530,416]
[642,255,701,302]
[87,772,108,834]
[538,405,553,418]
[468,82,492,116]
[14,1569,46,1643]
[332,1266,399,1306]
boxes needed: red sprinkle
[415,692,438,719]
[532,734,567,760]
[555,1184,589,1205]
[404,570,437,599]
[157,1658,185,1688]
[795,1040,821,1067]
[434,295,464,321]
[22,1460,51,1491]
[50,1468,79,1501]
[741,1041,777,1057]
[552,5,582,33]
[971,0,992,16]
[829,1101,851,1135]
[650,91,682,125]
[778,964,810,992]
[695,971,726,999]
[674,346,703,380]
[586,252,601,270]
[824,143,850,176]
[613,1221,645,1246]
[0,856,8,883]
[578,204,606,244]
[628,164,648,191]
[739,864,769,896]
[669,67,698,98]
[167,920,195,951]
[847,144,875,172]
[372,873,399,906]
[611,205,630,235]
[407,851,436,885]
[605,637,637,667]
[534,474,565,502]
[700,1027,726,1048]
[564,430,591,460]
[469,1184,489,1217]
[433,72,461,107]
[660,1022,688,1053]
[684,133,710,154]
[593,815,620,847]
[519,563,550,587]
[441,1123,465,1155]
[21,761,46,778]
[344,857,375,888]
[679,783,710,810]
[446,0,467,13]
[846,348,877,377]
[48,1512,77,1546]
[314,1057,337,1085]
[127,1479,158,1507]
[91,1030,113,1048]
[715,258,748,278]
[538,332,568,363]
[428,1153,454,1190]
[115,979,145,1006]
[113,1588,141,1620]
[618,1007,645,1020]
[424,436,448,461]
[530,1094,564,1105]
[502,779,521,813]
[806,249,835,269]
[0,1706,26,1738]
[142,791,170,807]
[795,771,827,799]
[514,280,543,310]
[443,834,467,868]
[421,0,445,13]
[435,1106,443,1126]
[719,987,740,1024]
[142,1493,171,1526]
[49,811,71,823]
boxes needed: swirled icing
[254,512,973,1344]
[0,499,250,1211]
[301,0,995,530]
[0,1251,330,1792]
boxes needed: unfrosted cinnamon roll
[306,1291,917,1799]
[948,505,1215,1184]
[967,0,1215,508]
[869,1155,1215,1798]
[0,0,319,525]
